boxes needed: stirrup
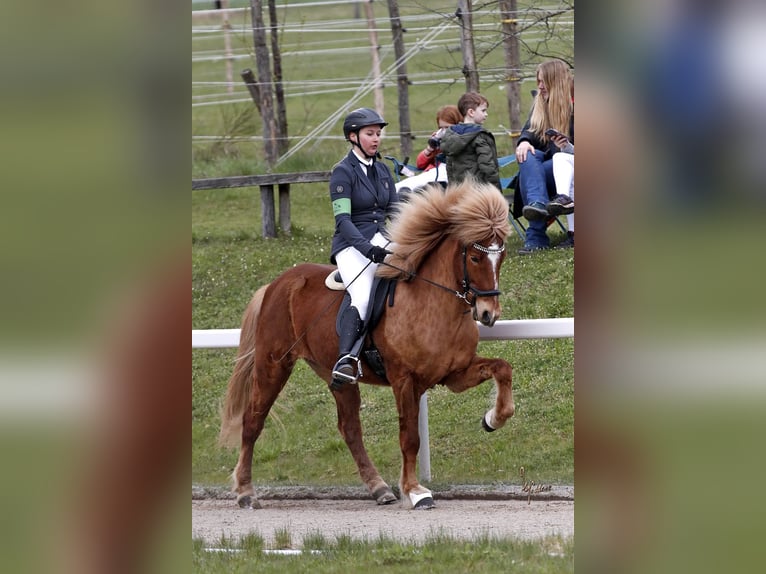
[331,354,361,388]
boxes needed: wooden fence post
[240,69,261,114]
[260,185,276,238]
[278,183,291,235]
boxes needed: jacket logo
[334,185,344,194]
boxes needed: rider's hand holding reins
[366,245,391,263]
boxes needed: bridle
[461,242,504,306]
[380,240,505,308]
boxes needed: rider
[329,108,398,389]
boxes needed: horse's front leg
[392,376,434,510]
[331,383,398,505]
[442,356,515,432]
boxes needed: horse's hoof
[237,495,261,509]
[373,486,398,505]
[409,490,435,510]
[481,411,497,432]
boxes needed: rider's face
[352,125,382,156]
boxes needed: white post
[417,393,431,482]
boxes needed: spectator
[415,105,462,171]
[552,143,574,248]
[440,92,502,191]
[328,108,398,389]
[515,59,575,254]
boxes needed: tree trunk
[240,69,261,114]
[268,0,288,156]
[221,0,233,93]
[387,0,412,158]
[250,0,277,168]
[364,1,384,117]
[500,0,521,147]
[456,0,479,92]
[268,0,290,234]
[259,185,276,238]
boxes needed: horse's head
[462,236,507,326]
[377,179,511,326]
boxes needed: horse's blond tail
[218,284,269,447]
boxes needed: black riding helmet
[343,108,388,158]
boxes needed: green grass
[192,1,573,491]
[192,181,573,488]
[193,533,574,573]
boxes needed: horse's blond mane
[378,178,511,279]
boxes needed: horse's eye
[471,256,480,263]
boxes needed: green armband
[332,198,351,216]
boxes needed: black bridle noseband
[460,242,504,306]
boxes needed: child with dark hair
[439,92,501,192]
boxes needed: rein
[380,241,505,307]
[277,241,504,363]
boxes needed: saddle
[325,269,397,381]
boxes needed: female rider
[329,108,398,389]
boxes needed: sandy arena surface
[192,497,574,547]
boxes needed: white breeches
[335,232,388,320]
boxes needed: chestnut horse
[219,180,515,509]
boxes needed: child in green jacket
[440,92,501,192]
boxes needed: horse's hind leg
[233,361,293,509]
[332,385,397,505]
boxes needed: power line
[274,18,455,167]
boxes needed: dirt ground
[192,493,574,547]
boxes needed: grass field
[192,3,574,567]
[192,533,574,573]
[192,181,574,488]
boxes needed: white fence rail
[192,318,574,481]
[192,318,573,348]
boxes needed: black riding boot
[331,306,364,390]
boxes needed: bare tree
[364,1,385,117]
[386,0,412,158]
[267,0,291,235]
[512,2,574,68]
[475,1,574,138]
[249,0,277,167]
[456,0,480,92]
[268,0,288,156]
[499,0,522,147]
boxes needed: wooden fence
[192,171,332,238]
